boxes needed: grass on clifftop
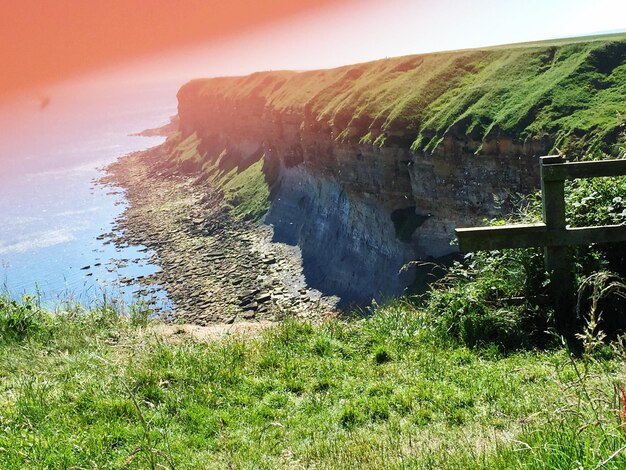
[2,295,626,469]
[180,33,626,157]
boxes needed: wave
[0,228,76,255]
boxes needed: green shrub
[0,293,137,347]
[0,295,47,341]
[426,167,626,349]
[426,250,553,351]
[567,175,626,276]
[129,301,152,327]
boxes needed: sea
[0,77,180,310]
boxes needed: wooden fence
[455,156,626,335]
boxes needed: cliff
[156,34,626,304]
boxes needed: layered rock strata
[172,91,546,303]
[150,37,626,304]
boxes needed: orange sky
[2,0,625,111]
[0,0,358,103]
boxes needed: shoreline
[100,146,339,325]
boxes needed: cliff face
[165,35,626,303]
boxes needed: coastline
[100,146,339,325]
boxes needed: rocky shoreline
[99,146,339,325]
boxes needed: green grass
[160,131,271,221]
[219,157,270,220]
[164,132,204,173]
[165,34,626,226]
[178,33,626,158]
[2,295,626,468]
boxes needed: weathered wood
[542,159,626,181]
[559,225,626,245]
[540,158,566,230]
[454,154,626,339]
[540,155,566,165]
[456,223,546,251]
[456,224,626,251]
[540,155,574,334]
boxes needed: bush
[567,175,626,275]
[372,344,392,364]
[426,250,553,351]
[0,295,47,341]
[0,293,141,347]
[426,168,626,349]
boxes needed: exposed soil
[145,321,275,344]
[99,147,339,325]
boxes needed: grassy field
[179,33,626,158]
[1,295,625,469]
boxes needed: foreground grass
[1,299,625,469]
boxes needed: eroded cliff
[157,34,626,303]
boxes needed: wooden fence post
[456,156,626,342]
[540,156,576,336]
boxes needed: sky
[119,0,626,83]
[0,0,354,102]
[1,0,625,120]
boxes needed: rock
[241,301,258,311]
[99,148,340,327]
[238,288,260,302]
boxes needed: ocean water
[0,78,179,309]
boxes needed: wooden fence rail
[455,155,626,336]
